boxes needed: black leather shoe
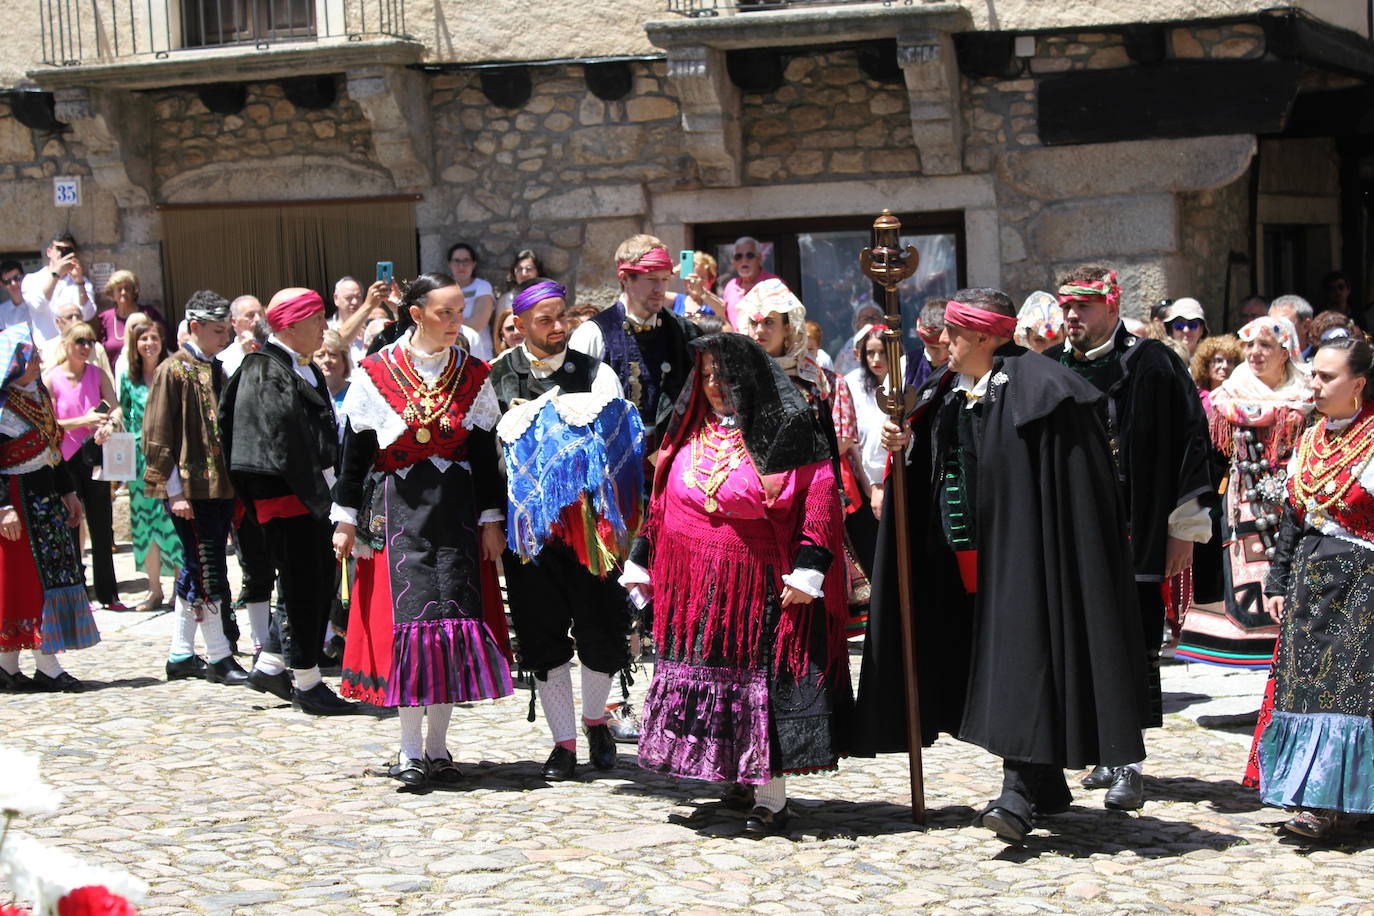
[1104,767,1144,811]
[721,783,755,811]
[541,745,577,780]
[744,804,792,835]
[165,656,207,681]
[0,668,34,692]
[31,670,83,693]
[426,754,464,785]
[979,806,1031,845]
[205,656,249,686]
[247,668,293,702]
[1081,764,1114,789]
[584,722,618,771]
[292,682,357,716]
[389,756,428,788]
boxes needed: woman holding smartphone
[44,320,124,611]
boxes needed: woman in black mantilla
[332,273,513,790]
[620,333,853,834]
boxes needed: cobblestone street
[3,548,1373,916]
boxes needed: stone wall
[738,50,914,184]
[1178,169,1253,325]
[424,60,698,305]
[0,98,152,304]
[149,81,375,184]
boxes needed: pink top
[721,271,781,331]
[48,363,102,460]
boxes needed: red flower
[56,887,137,916]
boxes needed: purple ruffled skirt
[385,617,512,708]
[638,659,772,785]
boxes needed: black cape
[1046,325,1216,583]
[220,342,339,519]
[852,345,1149,768]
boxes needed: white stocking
[425,703,454,759]
[754,776,787,813]
[199,604,231,664]
[580,666,614,723]
[0,651,19,675]
[398,706,424,761]
[31,650,63,677]
[538,662,576,744]
[245,601,270,650]
[168,595,198,660]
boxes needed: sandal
[1282,809,1338,839]
[136,594,166,612]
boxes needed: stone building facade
[2,1,1370,337]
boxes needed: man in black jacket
[1047,267,1215,810]
[221,287,354,716]
[854,287,1149,845]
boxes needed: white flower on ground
[0,830,148,915]
[0,748,62,818]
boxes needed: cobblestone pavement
[3,547,1373,915]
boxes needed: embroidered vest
[361,350,491,472]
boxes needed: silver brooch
[990,371,1009,389]
[563,363,574,373]
[661,361,672,373]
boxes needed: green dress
[120,373,184,575]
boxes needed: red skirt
[340,548,512,706]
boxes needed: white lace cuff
[1167,497,1212,544]
[781,567,825,599]
[619,559,651,587]
[330,503,358,526]
[478,508,505,525]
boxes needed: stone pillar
[897,29,962,176]
[665,45,741,189]
[346,65,434,191]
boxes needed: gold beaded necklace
[384,345,465,444]
[681,414,746,513]
[1293,407,1374,519]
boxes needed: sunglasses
[733,251,758,261]
[73,338,96,347]
[2,276,20,285]
[1168,319,1203,331]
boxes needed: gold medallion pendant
[415,427,432,444]
[704,495,718,513]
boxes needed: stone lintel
[52,87,153,208]
[346,64,433,192]
[998,135,1258,199]
[529,184,648,222]
[664,45,740,188]
[898,29,961,176]
[645,5,971,52]
[28,39,423,92]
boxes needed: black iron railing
[667,0,921,16]
[38,0,408,65]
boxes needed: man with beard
[568,235,700,457]
[854,286,1148,845]
[489,278,635,780]
[1046,267,1214,811]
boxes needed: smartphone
[679,250,695,278]
[94,400,111,415]
[376,261,394,283]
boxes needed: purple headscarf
[511,280,567,316]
